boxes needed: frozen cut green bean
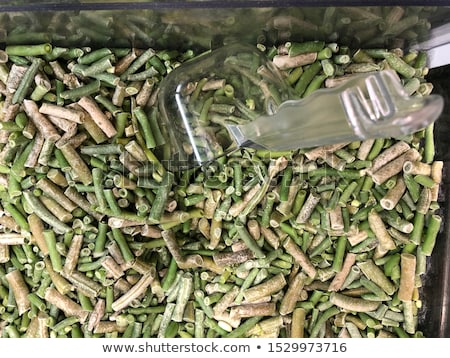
[421,214,442,256]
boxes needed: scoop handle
[226,70,444,151]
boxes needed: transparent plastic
[230,69,443,149]
[158,43,294,170]
[159,44,443,168]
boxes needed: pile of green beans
[0,40,442,338]
[0,6,439,53]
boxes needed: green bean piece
[384,53,417,79]
[4,202,30,232]
[294,61,322,97]
[42,233,62,276]
[287,41,325,56]
[111,228,134,263]
[103,189,121,216]
[10,139,35,179]
[23,191,71,234]
[133,107,157,149]
[148,172,174,223]
[279,166,293,202]
[13,58,44,104]
[309,306,340,338]
[78,48,113,65]
[59,144,93,185]
[332,236,347,273]
[120,48,156,80]
[60,80,102,101]
[235,220,265,259]
[6,43,52,57]
[424,123,435,165]
[225,316,263,338]
[421,214,442,256]
[78,56,114,77]
[91,168,107,210]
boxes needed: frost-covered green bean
[0,39,442,338]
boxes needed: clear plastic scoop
[158,43,444,170]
